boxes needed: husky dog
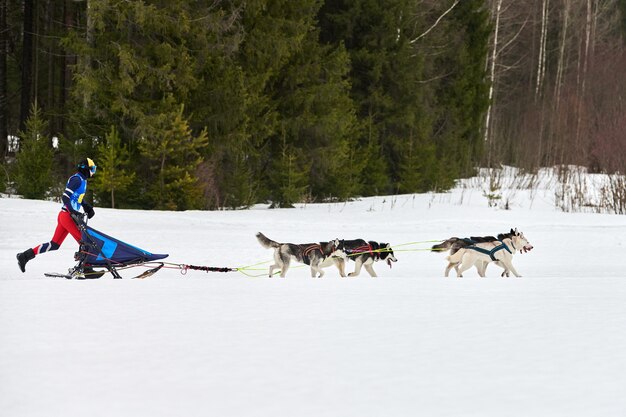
[443,228,533,278]
[334,239,398,277]
[256,232,346,278]
[433,232,511,277]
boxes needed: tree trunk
[553,0,569,111]
[82,0,93,108]
[0,0,7,156]
[576,0,593,150]
[535,0,550,100]
[19,0,34,132]
[60,0,75,136]
[484,0,503,166]
[46,0,56,136]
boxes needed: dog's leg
[310,259,324,278]
[335,259,346,278]
[477,262,487,278]
[501,258,522,277]
[482,261,489,277]
[444,262,457,277]
[279,257,290,278]
[348,259,363,277]
[313,264,324,278]
[446,251,464,277]
[311,266,324,278]
[456,254,476,278]
[475,261,488,278]
[364,261,377,277]
[494,261,509,277]
[269,251,282,277]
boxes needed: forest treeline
[1,0,625,210]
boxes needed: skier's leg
[18,212,70,272]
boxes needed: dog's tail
[256,232,280,249]
[447,248,465,264]
[431,238,459,253]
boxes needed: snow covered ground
[1,180,626,417]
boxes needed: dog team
[256,228,533,278]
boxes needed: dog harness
[301,243,334,265]
[467,239,512,261]
[344,242,389,260]
[346,244,374,258]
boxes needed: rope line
[73,238,449,278]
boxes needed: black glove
[83,203,95,219]
[70,210,85,224]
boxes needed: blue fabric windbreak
[81,225,168,266]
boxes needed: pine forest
[1,0,625,210]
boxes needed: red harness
[348,244,376,258]
[302,244,322,257]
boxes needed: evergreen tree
[228,0,323,207]
[273,25,361,202]
[235,0,361,206]
[63,0,241,208]
[319,0,434,195]
[14,102,54,199]
[269,136,309,208]
[137,101,208,210]
[396,135,437,194]
[92,126,135,208]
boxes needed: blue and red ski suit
[32,172,90,255]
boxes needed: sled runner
[45,215,168,279]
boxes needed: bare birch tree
[484,0,502,153]
[553,0,570,110]
[535,0,550,99]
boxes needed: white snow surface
[1,183,626,417]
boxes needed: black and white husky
[434,229,533,278]
[335,239,398,277]
[256,232,346,278]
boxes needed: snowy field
[1,180,626,417]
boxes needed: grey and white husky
[256,232,346,278]
[335,239,398,277]
[435,228,533,278]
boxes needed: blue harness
[465,239,512,261]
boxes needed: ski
[44,272,74,279]
[132,264,164,279]
[46,264,164,280]
[44,269,106,279]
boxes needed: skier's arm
[62,176,83,215]
[82,202,95,219]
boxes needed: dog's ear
[510,228,515,234]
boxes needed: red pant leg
[33,211,82,255]
[57,211,82,242]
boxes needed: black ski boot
[17,249,36,273]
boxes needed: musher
[16,158,97,273]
